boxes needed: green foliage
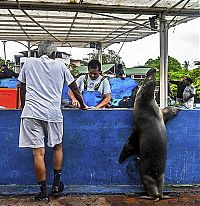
[6,60,14,69]
[70,66,80,77]
[145,56,182,72]
[168,56,182,72]
[168,68,200,98]
[91,49,125,66]
[145,56,200,99]
[0,58,14,69]
[145,57,160,70]
[0,57,5,66]
[190,68,200,98]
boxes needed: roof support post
[159,12,168,108]
[27,41,31,57]
[2,40,7,64]
[97,47,103,68]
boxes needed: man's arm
[68,89,80,108]
[68,81,86,109]
[96,93,110,108]
[183,93,195,101]
[19,82,26,109]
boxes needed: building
[70,59,87,67]
[75,64,115,76]
[191,61,200,69]
[14,49,71,73]
[124,67,151,80]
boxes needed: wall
[0,109,199,194]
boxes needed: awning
[0,0,199,108]
[0,1,198,48]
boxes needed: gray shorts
[19,118,63,148]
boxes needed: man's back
[18,55,74,122]
[177,81,186,98]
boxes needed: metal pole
[2,40,7,64]
[159,13,168,108]
[98,47,102,69]
[27,41,31,57]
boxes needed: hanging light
[90,42,96,48]
[96,42,102,50]
[149,16,158,30]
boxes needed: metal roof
[76,63,115,73]
[0,1,199,48]
[125,67,151,75]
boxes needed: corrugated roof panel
[76,64,115,74]
[0,1,198,47]
[125,67,151,75]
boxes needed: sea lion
[119,68,179,201]
[119,106,179,164]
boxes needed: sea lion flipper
[118,132,139,163]
[162,106,180,123]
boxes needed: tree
[0,58,15,69]
[0,57,5,66]
[190,68,200,98]
[145,56,200,99]
[183,61,189,70]
[145,56,182,72]
[145,57,160,70]
[90,49,125,66]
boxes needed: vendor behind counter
[0,74,138,109]
[62,77,138,108]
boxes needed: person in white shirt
[18,40,86,201]
[68,59,111,108]
[183,77,196,109]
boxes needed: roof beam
[0,35,138,41]
[0,23,142,29]
[0,20,134,25]
[0,2,199,17]
[0,13,150,22]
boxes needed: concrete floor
[0,192,200,206]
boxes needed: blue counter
[0,109,199,194]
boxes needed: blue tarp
[109,77,138,107]
[61,84,70,102]
[0,78,19,88]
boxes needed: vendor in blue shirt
[68,59,111,108]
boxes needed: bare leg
[53,143,63,170]
[32,147,46,181]
[52,143,64,196]
[32,147,49,200]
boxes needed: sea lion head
[137,68,157,99]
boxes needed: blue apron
[82,90,103,107]
[82,74,105,107]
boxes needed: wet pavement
[0,192,200,206]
